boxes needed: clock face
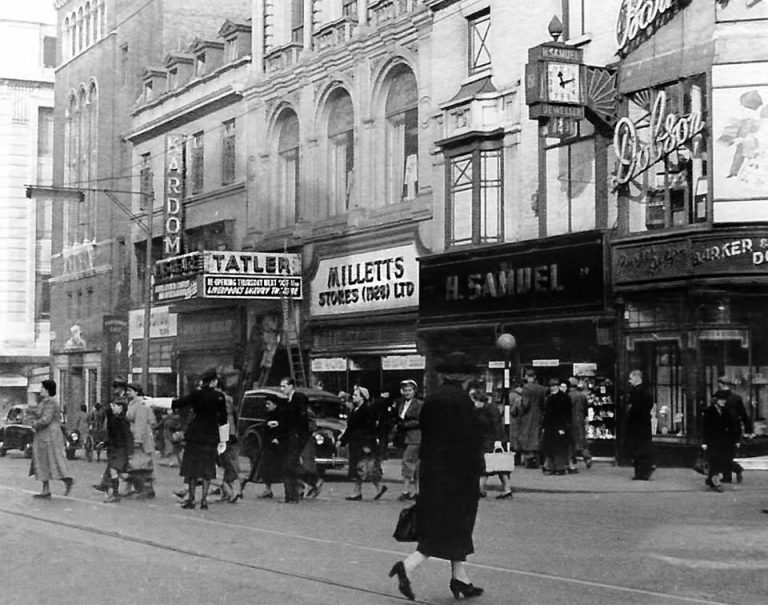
[547,62,581,104]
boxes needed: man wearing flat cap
[716,376,752,484]
[393,379,423,501]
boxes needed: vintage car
[237,387,348,476]
[0,404,74,458]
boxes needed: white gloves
[217,442,226,455]
[493,440,503,451]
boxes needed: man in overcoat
[280,377,321,502]
[518,369,547,469]
[567,377,592,470]
[625,369,654,480]
[716,376,752,484]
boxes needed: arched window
[63,17,70,60]
[93,3,99,39]
[70,13,76,56]
[85,3,91,46]
[65,94,78,246]
[77,8,84,52]
[326,90,354,217]
[99,1,106,38]
[87,83,98,240]
[385,66,419,204]
[275,109,300,228]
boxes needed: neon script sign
[612,90,704,186]
[616,0,681,57]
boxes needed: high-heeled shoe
[449,578,484,600]
[388,561,415,601]
[180,500,195,509]
[200,500,209,510]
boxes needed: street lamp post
[26,184,154,395]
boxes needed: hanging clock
[546,62,582,104]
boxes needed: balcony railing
[368,0,420,29]
[313,17,358,52]
[264,42,304,74]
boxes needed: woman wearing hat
[389,352,484,601]
[172,368,228,509]
[30,379,74,498]
[393,379,423,501]
[125,381,156,499]
[339,386,387,501]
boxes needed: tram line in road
[0,480,731,605]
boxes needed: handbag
[127,449,154,472]
[692,450,709,475]
[484,446,515,474]
[356,454,383,482]
[393,503,419,542]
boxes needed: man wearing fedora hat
[716,376,752,484]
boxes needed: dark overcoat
[340,401,379,478]
[568,387,588,450]
[173,386,227,481]
[416,380,482,561]
[625,384,654,457]
[258,404,288,484]
[542,391,572,470]
[517,382,547,451]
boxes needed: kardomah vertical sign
[164,134,185,257]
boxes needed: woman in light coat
[30,379,73,498]
[125,382,156,498]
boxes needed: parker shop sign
[310,244,419,317]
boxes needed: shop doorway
[630,341,685,436]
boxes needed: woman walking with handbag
[339,386,387,501]
[470,385,512,499]
[30,380,74,498]
[125,382,156,499]
[389,352,484,601]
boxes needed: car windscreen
[308,398,345,419]
[239,394,279,420]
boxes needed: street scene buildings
[3,1,768,604]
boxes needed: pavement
[155,454,768,495]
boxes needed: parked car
[0,404,72,458]
[237,387,348,477]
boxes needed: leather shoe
[496,491,513,499]
[180,500,195,509]
[64,478,74,496]
[388,561,415,601]
[374,485,388,501]
[345,494,362,501]
[33,492,51,499]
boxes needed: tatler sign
[310,244,419,317]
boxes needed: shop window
[326,90,354,216]
[275,108,300,228]
[545,121,596,236]
[446,145,503,248]
[619,75,709,233]
[222,118,236,185]
[385,66,419,205]
[190,131,204,195]
[468,9,491,75]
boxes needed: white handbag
[484,445,515,473]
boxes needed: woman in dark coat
[339,386,387,500]
[389,353,484,601]
[256,399,288,498]
[172,368,228,509]
[541,379,573,475]
[471,386,512,498]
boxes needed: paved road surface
[1,453,767,604]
